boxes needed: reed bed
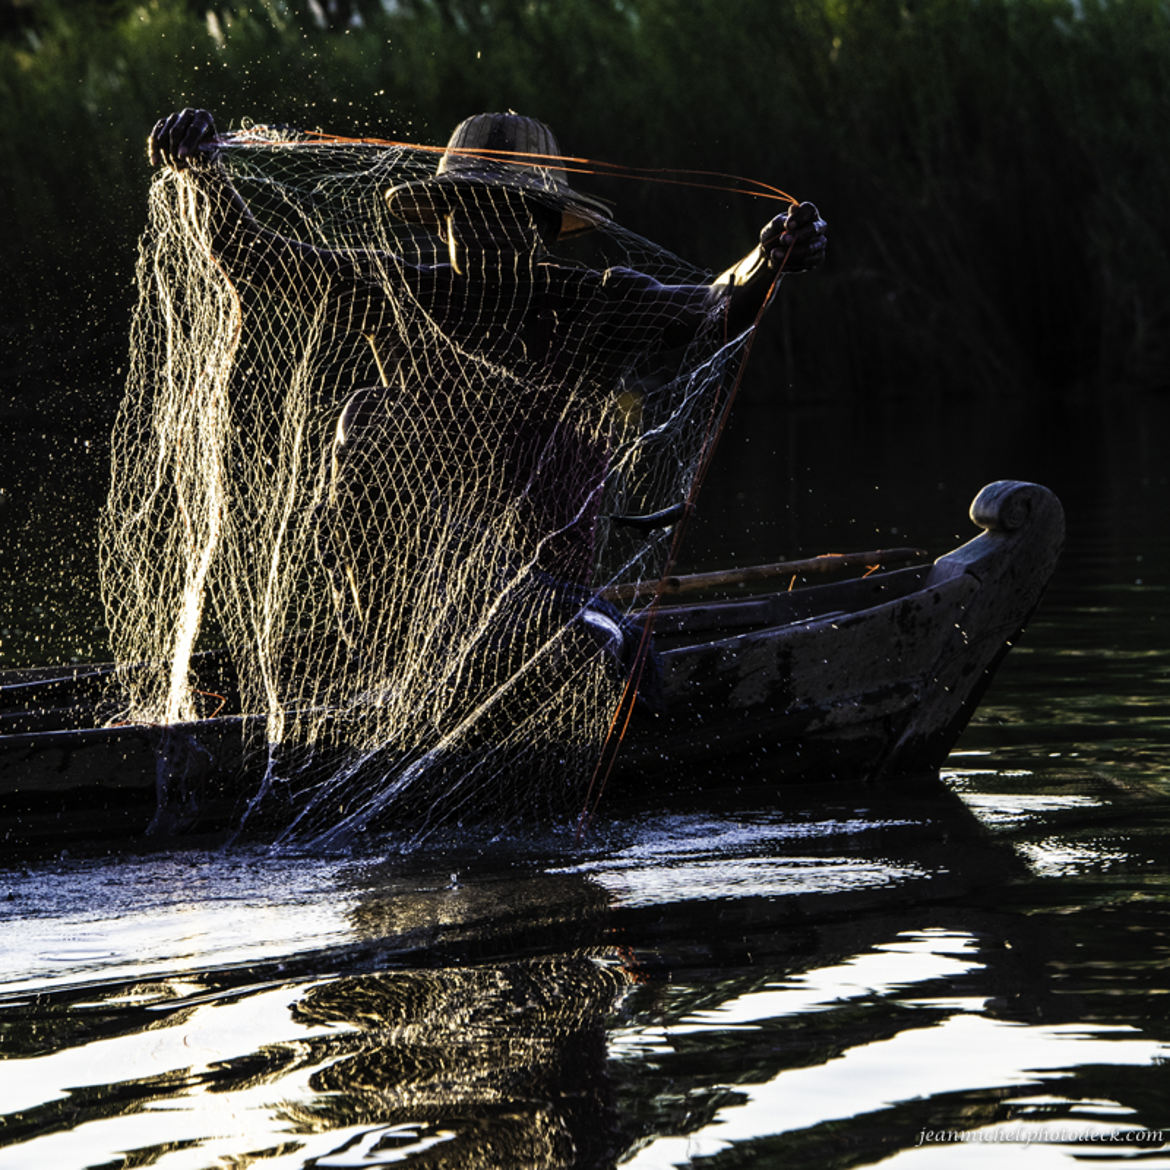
[2,0,1168,402]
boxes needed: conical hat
[385,112,612,239]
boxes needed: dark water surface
[2,390,1170,1166]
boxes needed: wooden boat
[0,480,1064,852]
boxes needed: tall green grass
[2,0,1169,404]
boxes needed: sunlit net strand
[100,127,776,843]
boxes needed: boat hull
[0,480,1064,851]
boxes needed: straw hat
[385,112,612,238]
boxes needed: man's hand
[148,108,219,169]
[761,201,827,273]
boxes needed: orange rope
[193,688,228,718]
[215,129,798,207]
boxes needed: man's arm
[149,109,340,294]
[714,201,827,336]
[150,108,469,350]
[601,201,827,354]
[152,108,453,323]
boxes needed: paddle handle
[602,547,928,604]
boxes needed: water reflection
[287,955,630,1169]
[2,822,1169,1167]
[4,953,632,1169]
[621,923,1169,1167]
[0,859,633,1168]
[3,397,1170,1166]
[1,775,1160,1168]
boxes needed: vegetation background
[2,0,1168,662]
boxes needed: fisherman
[147,109,826,672]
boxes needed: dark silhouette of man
[147,108,826,668]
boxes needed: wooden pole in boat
[601,547,928,604]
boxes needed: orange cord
[192,688,228,718]
[217,128,798,207]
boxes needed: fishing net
[99,123,764,845]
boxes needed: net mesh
[100,125,760,846]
